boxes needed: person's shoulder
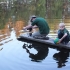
[64,28,69,32]
[58,29,61,32]
[58,29,60,31]
[36,17,45,20]
[64,28,68,31]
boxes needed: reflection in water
[23,43,49,62]
[18,36,70,68]
[53,51,69,68]
[0,19,25,43]
[0,47,3,51]
[0,29,16,46]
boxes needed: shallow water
[0,30,70,70]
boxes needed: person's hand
[23,27,26,30]
[57,39,62,44]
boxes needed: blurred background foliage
[0,0,70,29]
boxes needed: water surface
[0,29,70,70]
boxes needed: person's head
[59,23,65,30]
[30,15,37,22]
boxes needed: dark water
[0,29,70,70]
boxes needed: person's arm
[58,33,67,43]
[23,18,38,30]
[23,25,32,30]
[32,25,38,28]
[23,25,38,30]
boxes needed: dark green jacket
[31,17,50,34]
